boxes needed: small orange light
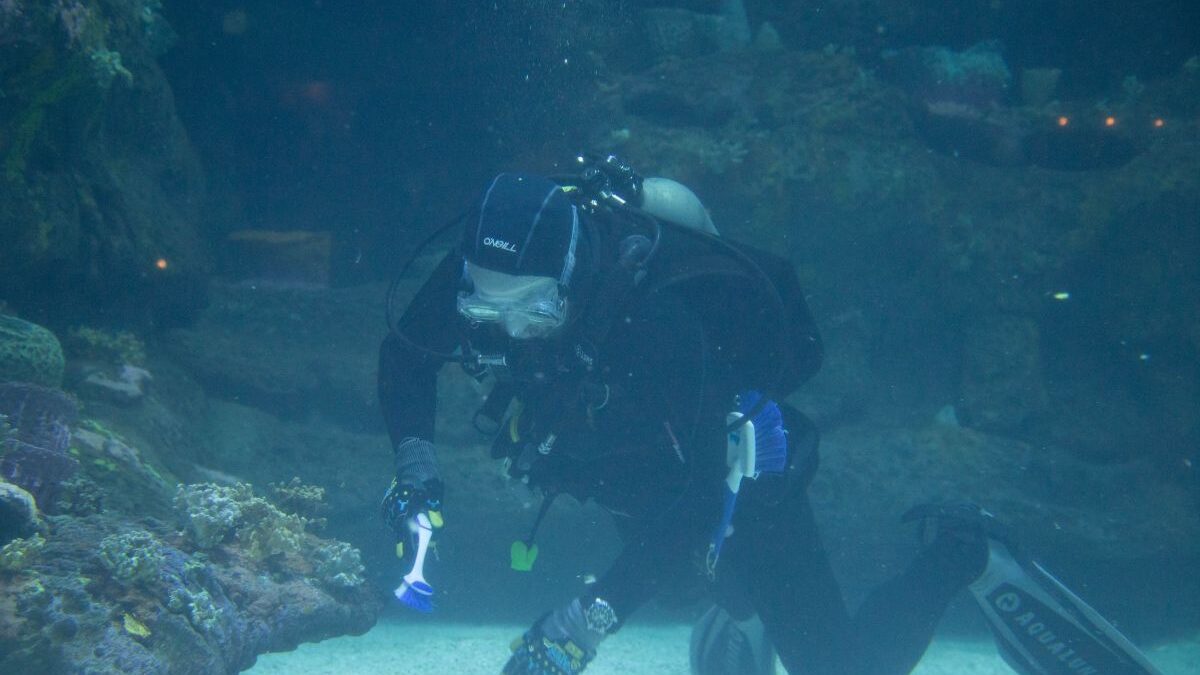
[1153,118,1165,128]
[1104,116,1116,127]
[1057,116,1069,127]
[155,258,169,270]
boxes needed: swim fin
[689,604,776,675]
[968,530,1163,674]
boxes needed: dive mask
[457,262,568,339]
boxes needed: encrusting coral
[0,315,65,387]
[313,541,366,589]
[0,532,45,572]
[98,529,164,586]
[167,586,222,634]
[236,495,306,561]
[173,483,248,549]
[269,477,329,529]
[64,326,147,366]
[173,481,366,590]
[173,481,314,561]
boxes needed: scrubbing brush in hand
[738,390,788,476]
[395,512,435,612]
[706,391,788,577]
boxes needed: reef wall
[0,0,210,328]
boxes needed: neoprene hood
[463,173,579,286]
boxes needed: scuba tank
[641,176,718,235]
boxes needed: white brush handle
[404,512,433,585]
[725,466,746,494]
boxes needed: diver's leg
[716,408,857,674]
[909,504,1165,675]
[715,407,973,674]
[846,526,986,674]
[726,485,856,675]
[732,497,981,675]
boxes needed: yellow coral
[123,613,151,638]
[0,533,46,571]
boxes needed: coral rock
[0,315,65,388]
[78,364,152,404]
[0,383,79,509]
[0,480,42,544]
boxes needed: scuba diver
[378,155,1163,674]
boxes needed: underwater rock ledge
[0,486,381,673]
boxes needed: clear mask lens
[456,264,567,338]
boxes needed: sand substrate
[247,618,1199,674]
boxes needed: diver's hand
[503,629,592,675]
[381,437,443,536]
[502,597,616,674]
[380,476,443,537]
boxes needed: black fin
[689,605,776,675]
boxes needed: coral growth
[236,497,306,561]
[0,531,44,571]
[98,529,163,586]
[173,483,247,548]
[65,326,147,366]
[313,541,365,589]
[122,612,151,639]
[0,314,66,387]
[167,586,222,634]
[174,482,307,560]
[270,477,328,528]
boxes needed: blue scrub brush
[707,391,788,576]
[394,512,435,613]
[737,391,788,474]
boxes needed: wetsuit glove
[503,597,616,675]
[380,438,444,537]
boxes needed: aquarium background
[1,1,1198,673]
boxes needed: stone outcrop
[0,0,209,326]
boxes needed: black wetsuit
[378,245,980,675]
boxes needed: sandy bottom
[247,618,1200,674]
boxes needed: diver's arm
[584,291,724,626]
[587,476,715,627]
[377,251,462,446]
[744,244,823,387]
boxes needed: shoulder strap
[577,233,654,349]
